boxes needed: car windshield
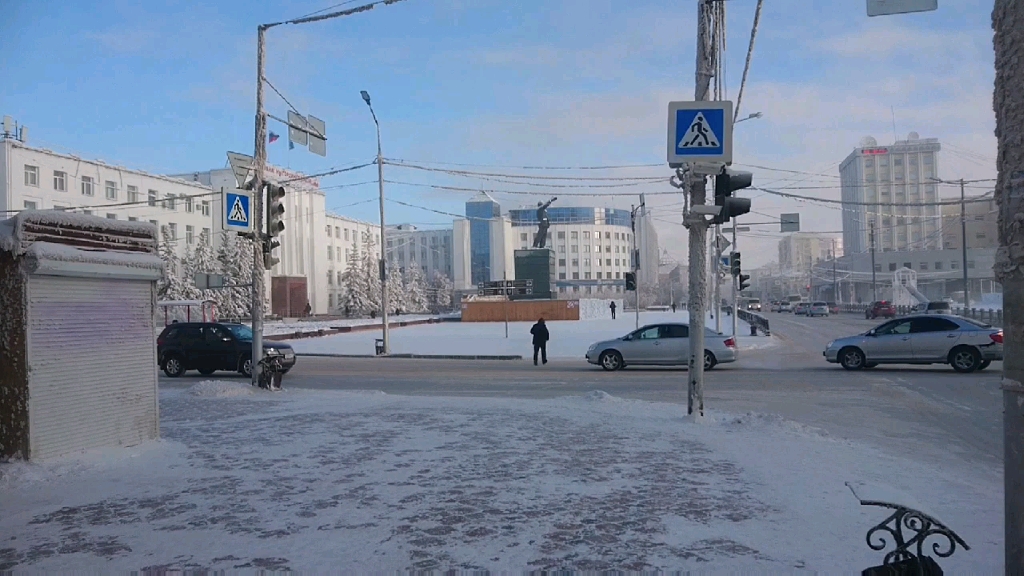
[225,324,254,341]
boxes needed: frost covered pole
[993,0,1024,570]
[684,0,715,418]
[250,24,271,386]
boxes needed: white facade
[452,219,472,290]
[778,233,843,273]
[635,208,660,287]
[840,133,942,255]
[386,224,454,281]
[326,213,381,311]
[1,137,214,262]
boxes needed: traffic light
[738,273,751,292]
[263,238,281,269]
[730,251,741,277]
[713,167,753,224]
[266,182,286,237]
[624,272,637,291]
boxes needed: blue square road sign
[224,189,253,233]
[667,100,733,167]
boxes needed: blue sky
[0,0,999,267]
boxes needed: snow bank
[188,380,254,398]
[25,242,163,270]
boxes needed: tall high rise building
[839,133,942,255]
[465,192,501,285]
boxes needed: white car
[807,301,830,317]
[586,323,738,371]
[778,302,793,313]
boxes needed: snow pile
[188,380,254,398]
[0,389,1001,572]
[26,242,163,270]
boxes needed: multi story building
[324,213,382,312]
[778,233,842,273]
[465,193,501,285]
[386,225,454,280]
[1,135,214,261]
[941,197,998,250]
[839,133,942,255]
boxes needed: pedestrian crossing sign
[223,189,253,233]
[667,100,733,167]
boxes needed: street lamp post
[734,111,763,124]
[361,90,389,355]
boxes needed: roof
[0,211,162,270]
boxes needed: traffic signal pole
[251,25,268,387]
[731,221,738,336]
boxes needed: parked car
[586,323,737,371]
[778,302,793,313]
[865,300,897,320]
[823,314,1002,373]
[807,301,830,317]
[157,322,296,378]
[826,302,840,315]
[793,302,810,315]
[914,300,952,314]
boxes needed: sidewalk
[0,383,1001,572]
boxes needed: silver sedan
[823,314,1003,373]
[586,323,738,371]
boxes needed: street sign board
[226,151,254,189]
[223,189,253,233]
[867,0,937,16]
[667,100,733,167]
[780,213,800,233]
[307,115,326,157]
[194,273,225,289]
[716,234,731,250]
[288,111,309,146]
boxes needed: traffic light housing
[730,251,741,277]
[624,272,637,291]
[263,238,281,269]
[714,167,753,224]
[738,273,751,292]
[266,183,286,237]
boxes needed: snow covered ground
[262,314,447,336]
[0,383,1000,571]
[287,311,775,357]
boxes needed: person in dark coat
[530,318,550,366]
[609,300,617,319]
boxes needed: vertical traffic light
[738,273,751,292]
[714,168,753,224]
[730,251,741,277]
[264,182,286,269]
[624,272,637,291]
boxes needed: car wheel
[599,350,624,371]
[239,357,253,377]
[162,355,186,378]
[839,347,866,370]
[979,360,992,371]
[198,368,216,376]
[950,346,982,373]
[704,350,717,371]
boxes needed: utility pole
[250,25,269,386]
[831,239,837,304]
[685,0,715,418]
[731,221,738,337]
[959,178,969,308]
[993,0,1024,570]
[361,91,389,354]
[713,228,722,332]
[870,220,877,302]
[631,204,640,330]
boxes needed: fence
[737,309,770,335]
[838,303,1003,326]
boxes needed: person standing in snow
[609,300,617,319]
[530,318,549,366]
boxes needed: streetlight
[734,111,763,124]
[361,90,390,355]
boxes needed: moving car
[746,299,762,311]
[914,300,952,314]
[157,322,296,378]
[827,302,840,315]
[793,302,810,315]
[807,301,830,317]
[865,300,897,320]
[823,314,1003,373]
[778,302,793,313]
[586,323,737,371]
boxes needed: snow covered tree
[181,229,217,302]
[403,265,430,313]
[387,265,407,313]
[215,231,256,320]
[157,226,192,301]
[338,240,372,316]
[430,271,454,312]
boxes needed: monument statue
[532,197,558,248]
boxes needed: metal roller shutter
[27,275,158,460]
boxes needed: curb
[298,353,523,361]
[265,317,458,341]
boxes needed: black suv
[157,322,296,378]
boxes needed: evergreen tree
[360,230,383,313]
[430,271,454,312]
[387,265,407,313]
[404,264,430,312]
[157,227,191,301]
[339,239,372,315]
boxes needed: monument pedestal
[514,248,555,300]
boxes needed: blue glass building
[465,194,501,285]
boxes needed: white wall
[326,213,381,311]
[489,217,515,281]
[453,219,473,290]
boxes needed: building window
[596,272,603,279]
[559,273,566,280]
[571,245,578,253]
[614,233,620,240]
[584,272,591,279]
[329,294,334,308]
[557,231,565,239]
[889,263,897,271]
[583,231,591,240]
[326,225,332,236]
[559,286,566,294]
[23,200,37,210]
[559,258,566,267]
[185,196,194,213]
[606,259,612,266]
[53,171,66,191]
[605,246,611,253]
[24,165,39,186]
[201,200,210,216]
[106,213,117,220]
[558,245,566,253]
[165,194,176,210]
[81,176,94,196]
[573,286,580,293]
[951,261,960,270]
[920,262,928,270]
[186,225,195,244]
[615,259,620,266]
[328,246,334,260]
[105,181,118,200]
[571,259,579,266]
[572,272,579,280]
[337,271,342,284]
[82,210,93,215]
[583,258,590,266]
[935,261,943,270]
[570,231,578,239]
[127,185,139,203]
[335,226,340,238]
[167,222,177,240]
[968,260,976,269]
[148,190,158,206]
[605,232,611,239]
[615,272,621,279]
[203,227,210,240]
[328,271,334,285]
[345,229,350,241]
[874,264,881,272]
[583,245,590,253]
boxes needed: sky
[0,0,999,269]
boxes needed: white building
[778,233,843,273]
[325,212,381,311]
[386,224,454,280]
[635,206,660,288]
[840,133,942,255]
[1,136,214,261]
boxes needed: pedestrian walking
[671,302,677,313]
[609,300,617,319]
[530,318,549,366]
[304,302,312,317]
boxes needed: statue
[532,197,558,248]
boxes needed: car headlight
[826,340,835,350]
[587,344,597,352]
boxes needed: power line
[383,157,664,171]
[754,186,993,207]
[385,161,669,182]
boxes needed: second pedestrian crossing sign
[667,100,733,168]
[223,189,253,233]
